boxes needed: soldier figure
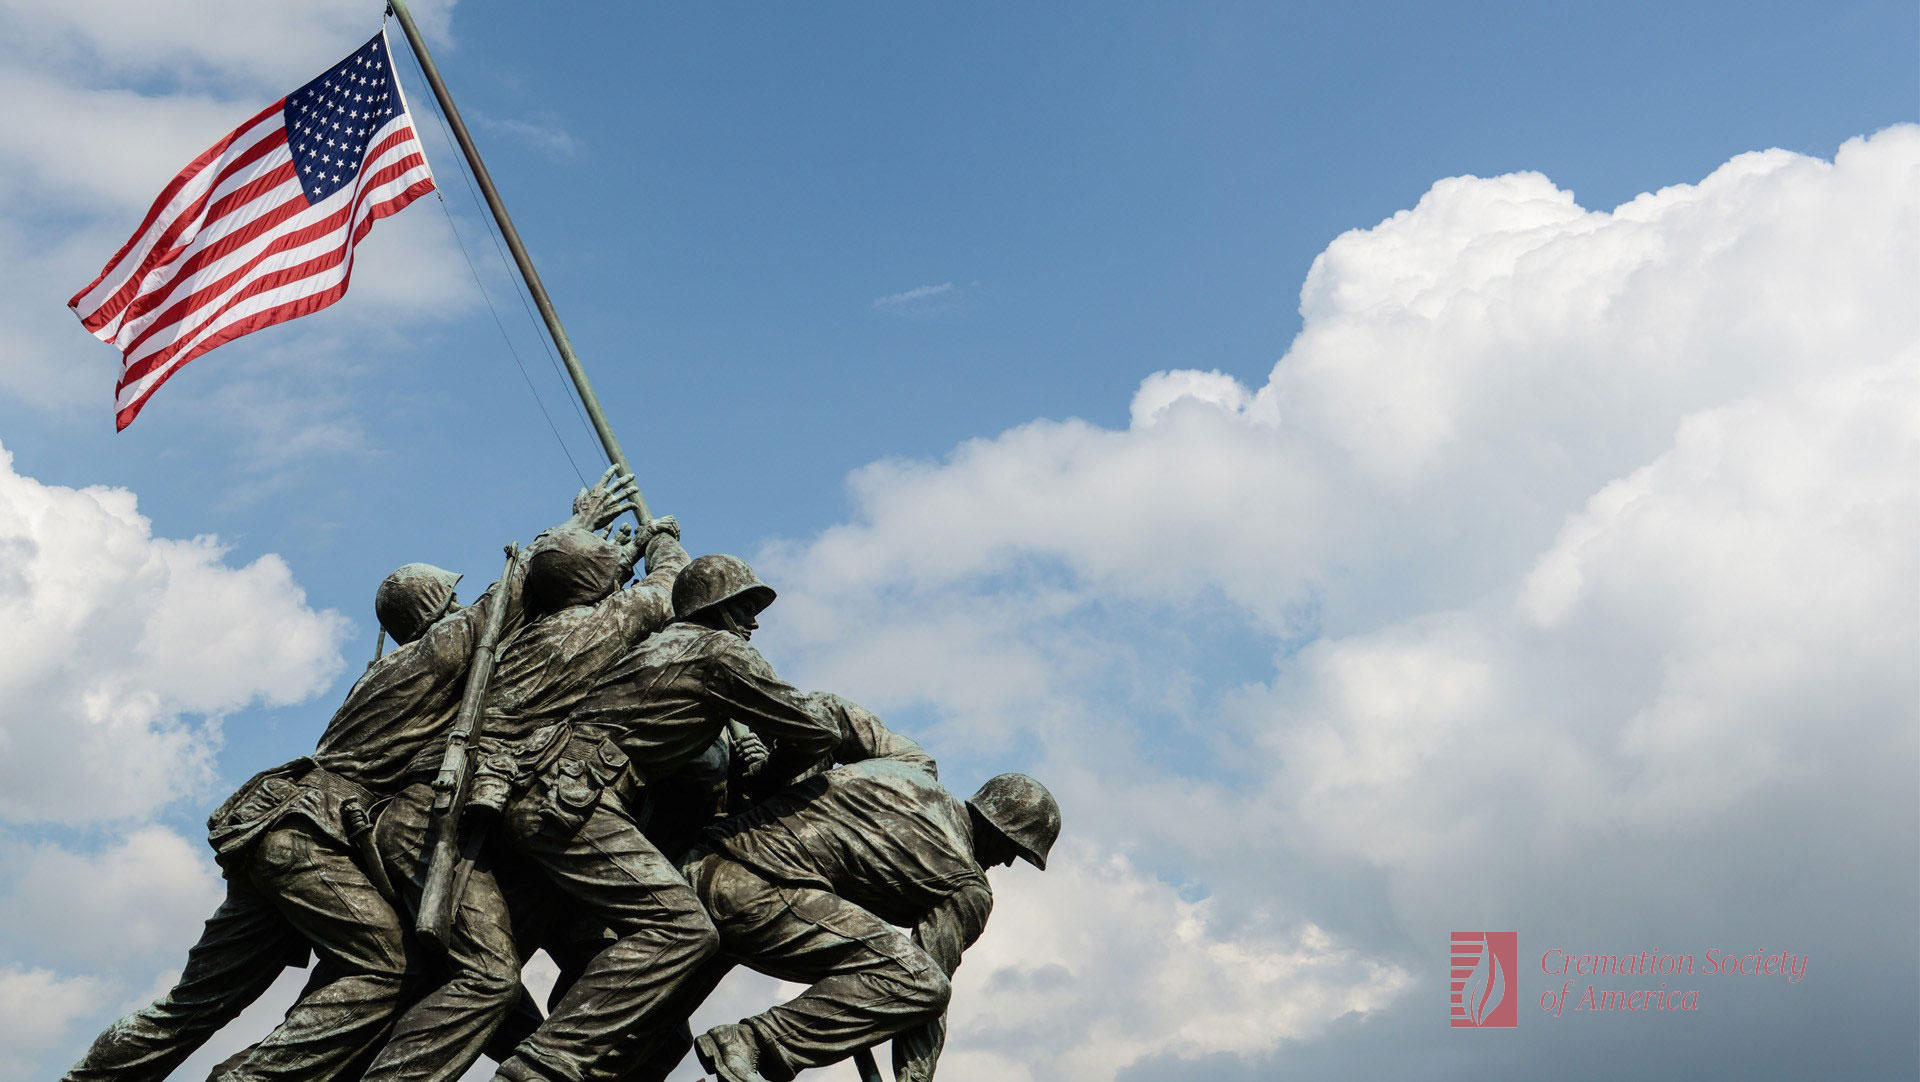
[483,554,850,1082]
[683,766,1060,1082]
[56,471,637,1082]
[57,513,1063,1082]
[366,510,690,1081]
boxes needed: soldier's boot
[694,1024,774,1082]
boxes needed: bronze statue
[57,472,637,1082]
[684,763,1058,1082]
[52,6,1065,1076]
[367,508,688,1082]
[59,520,1061,1082]
[480,554,848,1082]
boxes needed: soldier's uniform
[487,618,843,1082]
[58,566,523,1082]
[679,756,989,1082]
[367,525,688,1082]
[614,695,935,1082]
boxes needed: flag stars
[284,37,406,204]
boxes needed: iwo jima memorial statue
[57,6,1060,1082]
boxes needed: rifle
[416,542,519,953]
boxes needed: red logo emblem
[1450,932,1517,1027]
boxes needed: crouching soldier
[683,766,1060,1082]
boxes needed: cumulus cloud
[0,449,346,1079]
[0,443,349,823]
[0,1,445,93]
[751,127,1920,1078]
[0,827,226,969]
[943,846,1409,1081]
[0,826,256,1080]
[0,967,106,1078]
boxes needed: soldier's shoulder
[631,619,696,645]
[681,625,770,667]
[534,604,602,636]
[837,756,945,793]
[618,620,711,660]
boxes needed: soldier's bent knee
[682,906,721,960]
[914,966,953,1014]
[467,958,523,1003]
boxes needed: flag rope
[428,186,589,485]
[394,40,602,454]
[395,39,592,485]
[386,0,649,522]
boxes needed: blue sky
[0,2,1914,1079]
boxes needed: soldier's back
[568,621,728,769]
[706,759,982,927]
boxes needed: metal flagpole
[389,8,876,1076]
[386,0,650,522]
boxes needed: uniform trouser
[491,795,720,1082]
[363,780,531,1082]
[58,881,302,1082]
[682,854,952,1081]
[61,822,408,1082]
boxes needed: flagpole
[386,0,650,523]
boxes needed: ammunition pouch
[468,750,520,815]
[503,726,637,840]
[206,759,380,876]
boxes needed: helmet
[374,563,462,644]
[966,773,1061,870]
[672,554,775,622]
[525,526,629,619]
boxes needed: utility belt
[479,722,643,841]
[301,763,377,806]
[206,758,383,878]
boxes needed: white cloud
[0,967,106,1077]
[0,1,458,94]
[0,827,226,968]
[947,846,1409,1081]
[644,846,1403,1082]
[0,443,349,824]
[750,126,1920,1078]
[873,282,960,314]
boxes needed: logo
[1450,932,1517,1027]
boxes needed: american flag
[69,30,434,430]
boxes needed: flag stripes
[69,31,433,430]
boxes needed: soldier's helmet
[672,554,776,622]
[525,526,629,619]
[966,773,1061,870]
[374,563,462,644]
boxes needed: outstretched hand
[605,522,643,572]
[568,466,641,532]
[729,720,769,777]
